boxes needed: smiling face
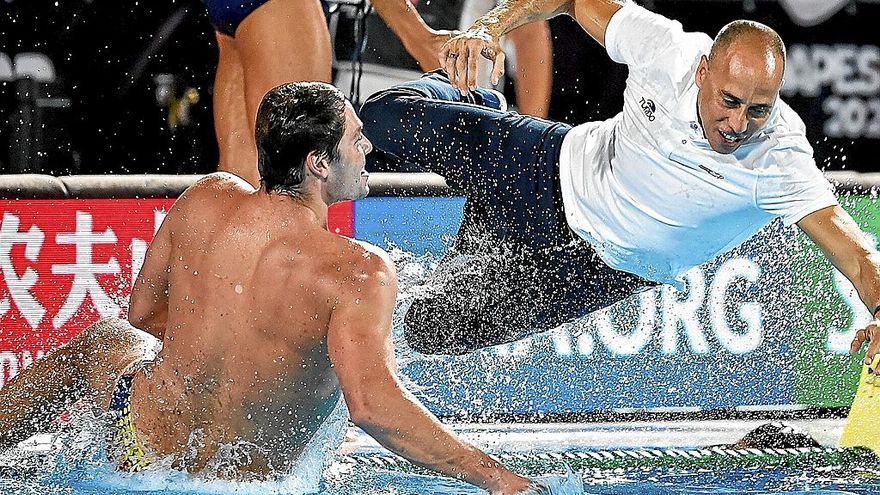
[695,31,785,154]
[325,102,373,202]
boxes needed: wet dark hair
[710,20,786,70]
[255,82,347,196]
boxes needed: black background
[0,0,876,175]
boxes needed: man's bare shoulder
[259,233,396,293]
[166,173,253,221]
[349,239,396,270]
[258,236,397,315]
[180,173,254,202]
[326,237,398,290]
[320,238,398,319]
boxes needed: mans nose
[729,108,748,134]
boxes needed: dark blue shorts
[360,72,657,355]
[203,0,330,37]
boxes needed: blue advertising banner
[353,197,802,416]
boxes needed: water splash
[529,466,585,494]
[0,394,351,494]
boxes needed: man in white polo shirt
[359,0,880,366]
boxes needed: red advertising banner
[0,199,353,388]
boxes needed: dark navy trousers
[360,72,655,355]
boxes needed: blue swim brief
[203,0,330,37]
[106,375,152,472]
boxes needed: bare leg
[506,21,552,118]
[222,0,332,187]
[0,319,160,449]
[214,32,257,186]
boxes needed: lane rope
[340,446,878,474]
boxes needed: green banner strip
[794,195,880,407]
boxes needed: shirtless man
[0,82,548,494]
[207,0,454,186]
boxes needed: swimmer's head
[325,102,373,202]
[255,82,372,202]
[695,20,785,154]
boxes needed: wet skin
[128,104,375,474]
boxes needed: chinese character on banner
[0,198,342,388]
[52,211,122,328]
[0,212,46,329]
[0,199,176,388]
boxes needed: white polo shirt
[558,1,838,287]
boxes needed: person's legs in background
[212,32,255,182]
[213,0,332,186]
[506,21,552,118]
[458,0,552,118]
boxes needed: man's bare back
[129,173,380,472]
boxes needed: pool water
[2,419,879,495]
[333,465,880,495]
[2,454,879,494]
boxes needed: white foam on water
[88,396,349,494]
[2,395,351,495]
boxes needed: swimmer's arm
[128,206,173,341]
[327,257,530,493]
[798,205,880,365]
[371,0,451,71]
[443,0,622,91]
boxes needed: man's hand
[851,318,880,372]
[509,469,584,494]
[439,28,506,94]
[798,206,880,373]
[404,29,459,72]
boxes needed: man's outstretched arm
[371,0,454,72]
[327,246,533,494]
[440,0,623,92]
[798,205,880,367]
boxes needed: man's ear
[695,55,709,89]
[305,151,330,180]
